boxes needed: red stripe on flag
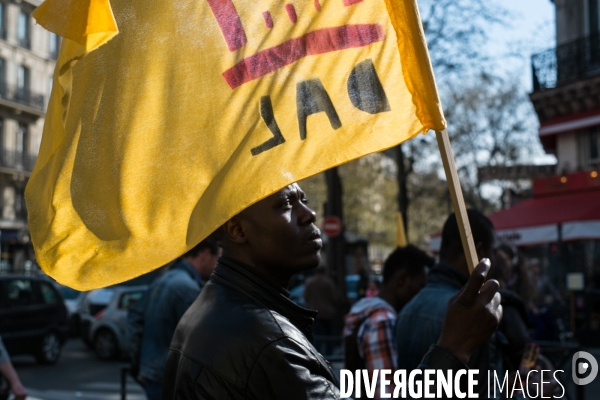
[314,0,322,11]
[343,0,363,5]
[206,0,247,51]
[222,24,385,89]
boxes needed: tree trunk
[324,167,346,301]
[396,144,409,239]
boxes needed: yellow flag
[27,0,445,290]
[396,212,407,247]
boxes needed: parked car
[79,288,116,347]
[88,285,147,360]
[0,276,69,364]
[54,284,86,336]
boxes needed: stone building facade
[0,0,55,272]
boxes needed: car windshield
[87,288,115,304]
[56,285,80,300]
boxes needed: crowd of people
[339,210,562,399]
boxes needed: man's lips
[308,228,323,245]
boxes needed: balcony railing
[532,33,600,91]
[0,149,37,171]
[0,82,45,111]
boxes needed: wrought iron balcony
[0,149,37,171]
[532,33,600,91]
[0,82,45,111]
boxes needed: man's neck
[378,287,399,312]
[221,254,290,288]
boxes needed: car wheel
[36,332,62,364]
[94,329,119,360]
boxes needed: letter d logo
[572,351,598,385]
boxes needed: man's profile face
[239,183,322,277]
[200,247,221,281]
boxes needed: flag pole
[396,212,407,247]
[435,129,478,273]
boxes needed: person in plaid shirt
[343,245,434,399]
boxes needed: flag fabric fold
[27,0,446,290]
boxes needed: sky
[491,0,556,91]
[470,0,557,197]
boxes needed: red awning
[488,189,600,230]
[429,187,600,251]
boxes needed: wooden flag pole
[435,129,478,273]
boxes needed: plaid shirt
[357,307,398,372]
[344,298,397,399]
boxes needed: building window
[0,58,5,97]
[17,65,29,93]
[579,128,600,169]
[0,118,4,168]
[17,11,30,49]
[590,0,599,34]
[591,130,599,162]
[48,33,59,59]
[16,122,28,170]
[0,3,6,40]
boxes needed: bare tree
[396,0,510,237]
[443,73,539,210]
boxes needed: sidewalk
[21,378,145,400]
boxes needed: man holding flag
[26,0,503,397]
[163,184,501,399]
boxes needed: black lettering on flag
[347,59,390,114]
[296,79,341,140]
[251,96,286,156]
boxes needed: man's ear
[393,269,409,291]
[222,217,247,244]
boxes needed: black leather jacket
[163,258,468,399]
[163,257,339,399]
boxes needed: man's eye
[301,198,309,204]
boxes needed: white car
[86,286,147,359]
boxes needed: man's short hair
[382,245,434,284]
[184,236,219,258]
[439,209,494,261]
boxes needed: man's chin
[296,252,321,272]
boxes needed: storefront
[430,171,600,345]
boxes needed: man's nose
[298,203,317,225]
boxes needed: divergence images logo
[572,351,598,385]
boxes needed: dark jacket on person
[498,289,533,371]
[163,258,471,400]
[127,259,203,383]
[395,264,504,399]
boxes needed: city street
[11,339,144,400]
